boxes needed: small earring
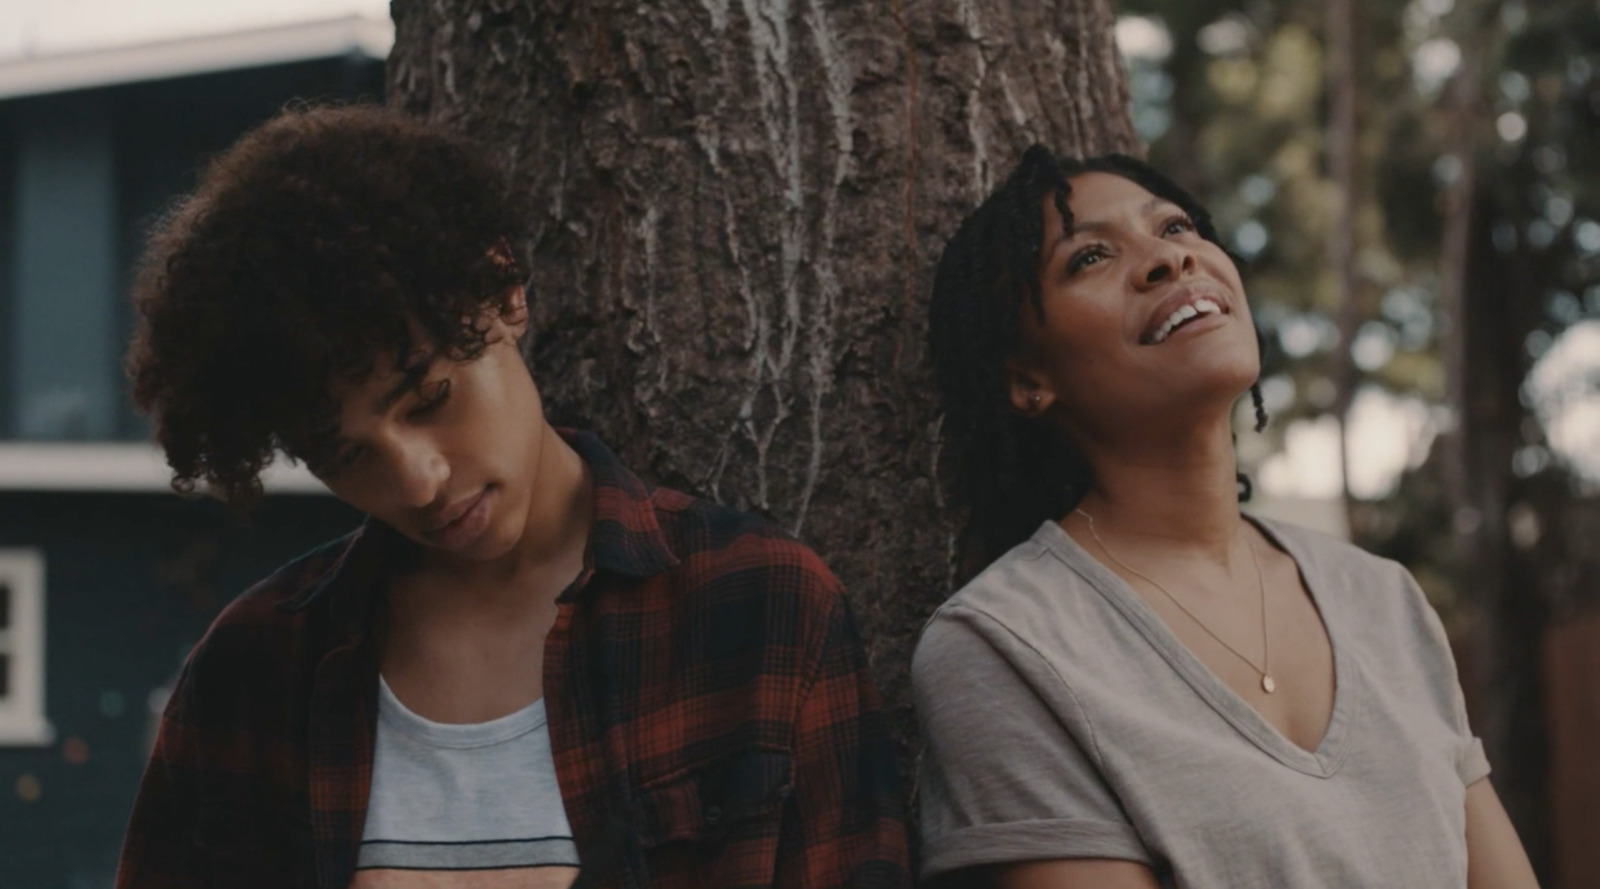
[1028,393,1041,408]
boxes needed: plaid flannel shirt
[116,430,909,889]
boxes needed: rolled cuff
[919,818,1152,879]
[1459,736,1492,787]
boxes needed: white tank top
[353,677,579,887]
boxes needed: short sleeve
[1396,566,1491,787]
[912,605,1150,879]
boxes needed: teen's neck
[507,427,594,574]
[377,429,590,722]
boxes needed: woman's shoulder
[910,541,1080,721]
[1251,514,1408,580]
[1249,514,1433,624]
[947,531,1049,600]
[915,523,1114,677]
[931,525,1101,623]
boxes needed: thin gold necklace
[1075,508,1276,694]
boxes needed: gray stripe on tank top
[358,837,580,870]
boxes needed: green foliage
[1117,0,1600,615]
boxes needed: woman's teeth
[1150,297,1222,344]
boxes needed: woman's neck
[1067,418,1245,561]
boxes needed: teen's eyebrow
[372,360,433,415]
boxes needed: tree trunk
[387,0,1137,772]
[1325,0,1361,522]
[1437,27,1553,877]
[1455,188,1552,878]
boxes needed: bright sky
[0,0,389,61]
[1527,319,1600,480]
[1260,390,1438,501]
[1262,321,1600,500]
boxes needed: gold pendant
[1262,674,1277,694]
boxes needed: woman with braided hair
[911,147,1536,888]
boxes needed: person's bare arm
[1466,778,1539,889]
[982,859,1162,889]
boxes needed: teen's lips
[423,487,494,551]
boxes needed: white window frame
[0,443,326,494]
[0,549,53,746]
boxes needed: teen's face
[1008,172,1259,439]
[314,305,548,562]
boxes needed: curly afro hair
[127,104,531,505]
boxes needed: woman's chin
[1202,354,1263,400]
[1168,359,1260,405]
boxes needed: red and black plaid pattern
[116,431,909,889]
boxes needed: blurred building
[0,11,386,886]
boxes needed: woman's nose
[1137,241,1196,289]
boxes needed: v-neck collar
[1033,514,1364,778]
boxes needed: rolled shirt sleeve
[1396,566,1491,787]
[912,605,1150,879]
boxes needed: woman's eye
[1164,216,1196,236]
[1067,245,1109,275]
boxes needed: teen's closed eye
[407,379,452,420]
[322,443,367,479]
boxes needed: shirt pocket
[632,747,794,849]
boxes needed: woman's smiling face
[1007,171,1260,442]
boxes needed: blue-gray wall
[11,95,118,440]
[1,54,386,442]
[0,492,361,887]
[0,52,383,888]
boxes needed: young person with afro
[117,104,908,889]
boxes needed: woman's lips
[1140,288,1231,345]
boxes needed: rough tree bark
[386,0,1138,772]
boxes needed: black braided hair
[928,146,1268,568]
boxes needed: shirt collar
[279,429,679,620]
[276,518,403,627]
[564,429,681,583]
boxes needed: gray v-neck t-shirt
[913,516,1489,887]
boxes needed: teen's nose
[391,436,450,509]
